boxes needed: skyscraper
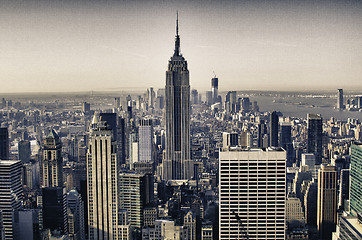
[0,127,9,160]
[42,130,63,187]
[163,13,192,180]
[42,187,68,235]
[219,148,286,239]
[337,89,344,110]
[18,140,31,163]
[350,143,362,216]
[87,113,120,239]
[270,111,279,147]
[0,160,22,240]
[211,76,218,104]
[119,173,154,232]
[317,165,337,239]
[138,119,153,163]
[307,113,323,165]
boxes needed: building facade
[219,148,286,239]
[87,113,119,240]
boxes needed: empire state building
[163,14,192,180]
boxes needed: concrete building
[332,213,362,240]
[163,14,192,180]
[42,130,63,188]
[142,220,181,240]
[350,143,362,216]
[286,196,305,229]
[219,147,286,239]
[87,113,120,239]
[317,165,338,239]
[0,128,9,160]
[0,160,22,240]
[337,89,344,110]
[270,111,279,147]
[138,119,153,163]
[307,114,323,165]
[119,173,153,231]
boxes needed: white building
[219,147,286,240]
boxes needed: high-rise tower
[42,130,63,187]
[87,113,120,239]
[219,148,286,239]
[307,113,323,165]
[211,76,218,104]
[163,13,192,180]
[337,89,344,110]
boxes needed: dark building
[42,187,68,235]
[118,117,126,165]
[211,77,218,104]
[280,122,293,166]
[163,13,192,180]
[0,128,9,160]
[257,120,267,148]
[18,140,31,163]
[99,112,118,141]
[270,111,279,147]
[307,114,323,165]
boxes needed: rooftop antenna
[176,11,179,36]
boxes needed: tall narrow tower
[163,13,192,180]
[42,129,63,187]
[87,113,119,239]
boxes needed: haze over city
[1,0,362,93]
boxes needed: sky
[0,0,362,93]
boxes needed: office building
[183,210,196,240]
[337,89,344,110]
[211,76,218,104]
[87,113,120,239]
[14,209,40,240]
[82,102,90,113]
[18,140,31,163]
[317,165,337,239]
[239,97,250,112]
[142,220,182,240]
[270,111,279,147]
[307,114,323,165]
[42,187,68,235]
[257,120,268,148]
[0,160,22,240]
[286,196,305,229]
[339,169,350,211]
[350,143,362,216]
[0,128,9,160]
[332,213,362,239]
[99,112,118,141]
[118,118,126,165]
[42,130,63,187]
[67,189,85,240]
[222,132,238,149]
[219,148,286,239]
[119,173,153,231]
[304,179,317,227]
[138,119,153,163]
[163,14,192,180]
[191,89,199,105]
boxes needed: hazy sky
[1,0,362,93]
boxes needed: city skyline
[0,0,362,93]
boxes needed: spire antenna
[176,11,179,36]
